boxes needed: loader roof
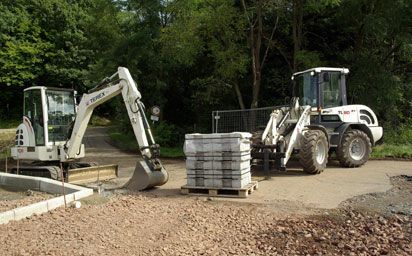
[292,67,349,78]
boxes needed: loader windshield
[46,89,76,142]
[295,72,317,107]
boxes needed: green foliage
[108,126,184,158]
[0,0,411,141]
[89,116,112,127]
[383,124,412,145]
[151,122,183,147]
[0,119,20,129]
[0,1,51,86]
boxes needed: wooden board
[181,181,258,198]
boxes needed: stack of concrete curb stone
[184,132,252,189]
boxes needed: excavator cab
[292,67,349,109]
[20,87,77,147]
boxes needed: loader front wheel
[299,130,328,174]
[337,129,371,167]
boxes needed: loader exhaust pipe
[124,159,169,190]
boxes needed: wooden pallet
[181,181,258,198]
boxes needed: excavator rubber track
[11,163,119,185]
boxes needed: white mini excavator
[10,67,168,190]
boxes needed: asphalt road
[83,126,412,211]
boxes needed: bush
[151,122,183,147]
[382,123,412,145]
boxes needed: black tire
[337,129,371,167]
[299,130,329,174]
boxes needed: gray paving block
[186,153,251,161]
[184,133,252,155]
[186,169,214,176]
[213,168,251,178]
[185,132,252,140]
[213,176,252,188]
[186,159,250,170]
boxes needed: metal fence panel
[212,106,280,133]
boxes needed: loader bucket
[67,164,118,185]
[124,160,169,190]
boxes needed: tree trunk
[233,82,246,110]
[292,0,303,72]
[250,0,263,109]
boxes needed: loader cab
[292,67,349,110]
[23,87,76,146]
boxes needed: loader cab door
[23,88,46,146]
[294,72,318,108]
[319,71,347,108]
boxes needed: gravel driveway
[0,127,411,255]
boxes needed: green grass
[0,119,20,129]
[371,144,412,159]
[108,128,184,158]
[89,116,112,126]
[0,132,14,159]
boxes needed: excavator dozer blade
[67,164,118,185]
[125,160,168,191]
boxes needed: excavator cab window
[46,89,76,143]
[23,89,45,146]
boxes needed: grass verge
[0,132,14,160]
[108,128,184,158]
[371,144,412,159]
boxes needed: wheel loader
[253,67,383,173]
[10,67,168,190]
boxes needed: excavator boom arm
[62,67,168,189]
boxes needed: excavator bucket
[125,160,169,190]
[67,164,118,185]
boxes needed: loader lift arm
[61,67,168,189]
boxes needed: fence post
[211,111,214,133]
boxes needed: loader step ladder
[181,181,258,198]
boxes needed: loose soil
[0,186,55,212]
[0,176,410,255]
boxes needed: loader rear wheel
[299,130,328,174]
[337,129,371,167]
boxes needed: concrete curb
[0,173,93,224]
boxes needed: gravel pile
[0,192,410,256]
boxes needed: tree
[241,0,282,108]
